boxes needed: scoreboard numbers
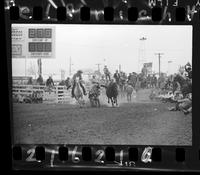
[28,28,52,38]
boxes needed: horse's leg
[115,97,118,106]
[108,98,110,103]
[111,98,114,107]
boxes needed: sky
[12,24,192,80]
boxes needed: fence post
[56,86,58,103]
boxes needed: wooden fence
[12,84,92,104]
[12,84,72,104]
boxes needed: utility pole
[155,53,164,77]
[37,58,42,77]
[138,37,147,73]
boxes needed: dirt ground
[12,89,192,145]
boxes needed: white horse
[73,79,85,107]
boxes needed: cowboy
[127,73,132,83]
[71,70,87,98]
[185,62,192,79]
[65,77,71,88]
[91,75,98,84]
[146,74,151,88]
[103,65,111,81]
[152,74,157,88]
[113,70,120,84]
[89,82,101,99]
[46,76,54,87]
[36,75,43,85]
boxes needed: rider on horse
[71,70,87,98]
[103,65,111,81]
[46,76,54,87]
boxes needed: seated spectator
[169,93,192,115]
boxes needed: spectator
[113,70,120,84]
[146,74,151,88]
[91,75,98,84]
[27,77,33,85]
[36,75,43,85]
[65,77,71,88]
[169,93,192,115]
[46,76,54,87]
[152,74,157,88]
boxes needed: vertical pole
[158,54,161,77]
[40,58,42,76]
[25,57,27,77]
[155,53,164,78]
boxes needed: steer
[102,80,118,107]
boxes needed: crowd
[24,62,192,114]
[90,63,192,115]
[151,62,192,115]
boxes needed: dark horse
[172,74,192,98]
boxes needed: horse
[172,74,192,98]
[73,79,85,107]
[125,84,135,102]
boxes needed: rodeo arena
[12,60,192,145]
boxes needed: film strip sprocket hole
[9,5,200,22]
[5,0,200,172]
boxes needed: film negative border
[6,1,200,24]
[4,0,200,172]
[12,145,200,171]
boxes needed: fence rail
[12,84,92,104]
[12,84,72,103]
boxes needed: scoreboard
[12,25,55,59]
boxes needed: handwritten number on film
[26,148,36,162]
[95,150,105,163]
[141,147,152,163]
[50,150,56,167]
[72,146,80,163]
